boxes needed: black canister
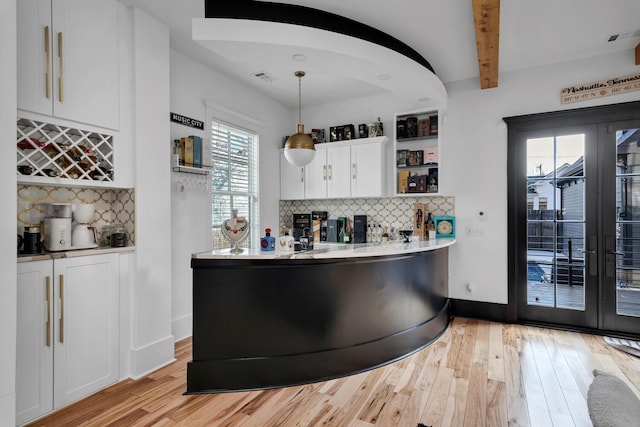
[22,226,42,254]
[110,224,127,247]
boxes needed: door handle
[59,274,64,344]
[607,250,624,256]
[45,276,51,347]
[587,236,597,276]
[57,32,64,102]
[44,26,51,99]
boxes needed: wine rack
[16,118,115,183]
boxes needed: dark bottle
[17,165,33,175]
[43,168,60,177]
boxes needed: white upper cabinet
[350,139,384,198]
[326,144,351,199]
[18,0,120,130]
[280,151,305,200]
[304,145,328,199]
[294,137,387,200]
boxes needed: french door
[507,102,640,335]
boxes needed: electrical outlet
[466,227,484,237]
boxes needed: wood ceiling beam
[472,0,500,89]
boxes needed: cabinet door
[351,142,383,198]
[53,253,119,409]
[16,260,54,426]
[51,0,120,129]
[327,145,351,199]
[17,0,120,130]
[17,0,54,117]
[280,152,305,200]
[305,146,328,199]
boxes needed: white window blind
[211,120,259,249]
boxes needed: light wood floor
[27,317,640,427]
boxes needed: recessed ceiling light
[292,54,308,62]
[377,74,391,80]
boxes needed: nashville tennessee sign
[561,72,640,104]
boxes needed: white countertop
[17,245,136,263]
[192,238,455,260]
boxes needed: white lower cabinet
[16,253,119,426]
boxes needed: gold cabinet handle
[300,168,304,183]
[322,165,327,180]
[328,165,332,180]
[57,32,63,102]
[352,163,356,179]
[59,275,64,344]
[45,276,51,347]
[44,26,50,99]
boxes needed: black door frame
[505,100,640,334]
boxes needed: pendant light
[284,71,316,167]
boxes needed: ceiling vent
[606,30,640,43]
[253,71,276,83]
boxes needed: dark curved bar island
[186,239,455,394]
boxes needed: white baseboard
[0,393,15,427]
[172,313,192,342]
[129,335,176,379]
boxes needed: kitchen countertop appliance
[71,203,97,248]
[43,203,72,251]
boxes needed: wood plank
[472,0,500,89]
[421,366,455,426]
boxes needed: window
[210,120,259,250]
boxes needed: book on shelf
[191,135,203,168]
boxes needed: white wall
[445,49,640,304]
[169,49,290,340]
[130,9,174,377]
[0,0,17,423]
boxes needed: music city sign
[561,72,640,104]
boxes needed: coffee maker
[43,203,72,251]
[71,203,96,247]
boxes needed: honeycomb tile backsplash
[17,185,135,245]
[279,195,455,233]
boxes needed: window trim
[205,103,263,250]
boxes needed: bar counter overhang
[186,239,455,394]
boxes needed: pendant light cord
[295,70,305,125]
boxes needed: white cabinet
[394,110,440,196]
[280,151,305,200]
[304,145,328,199]
[326,145,351,198]
[17,0,119,130]
[16,260,53,425]
[350,139,385,198]
[297,137,387,200]
[16,254,119,425]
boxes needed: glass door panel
[526,134,586,311]
[614,128,640,319]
